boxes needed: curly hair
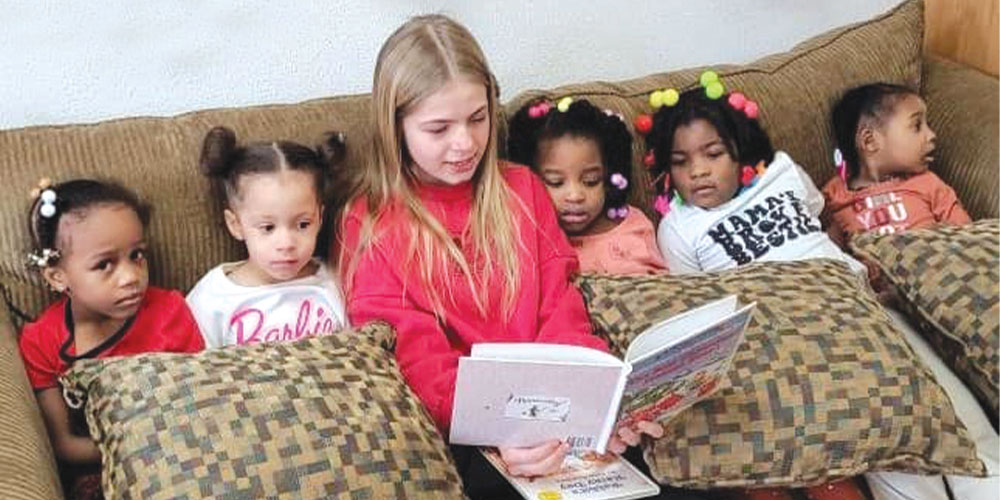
[831,82,918,180]
[645,88,774,196]
[507,98,633,211]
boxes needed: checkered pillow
[851,219,999,426]
[578,259,985,488]
[59,322,466,499]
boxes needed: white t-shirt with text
[187,260,348,348]
[658,151,864,275]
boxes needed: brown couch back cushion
[0,0,932,318]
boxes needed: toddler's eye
[583,177,603,187]
[543,178,564,188]
[260,224,275,233]
[131,249,146,262]
[298,220,312,230]
[470,113,487,123]
[94,259,112,271]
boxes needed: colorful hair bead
[643,150,656,168]
[607,206,629,219]
[634,114,653,134]
[663,88,679,107]
[743,100,759,119]
[528,100,552,118]
[705,81,725,100]
[609,173,628,190]
[556,96,573,112]
[740,165,757,186]
[834,148,848,182]
[699,70,720,87]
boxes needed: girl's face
[871,94,936,177]
[224,169,322,285]
[44,204,149,322]
[669,119,741,209]
[401,77,490,186]
[537,136,607,236]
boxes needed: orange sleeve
[928,174,972,225]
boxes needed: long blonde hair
[344,14,521,320]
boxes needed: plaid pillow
[59,322,465,500]
[851,219,999,426]
[578,259,985,489]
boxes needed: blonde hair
[344,14,520,320]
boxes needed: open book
[449,295,755,454]
[480,447,660,500]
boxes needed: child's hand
[498,440,569,477]
[607,420,665,454]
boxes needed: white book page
[472,342,624,367]
[624,295,738,363]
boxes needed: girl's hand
[498,440,569,477]
[607,420,664,454]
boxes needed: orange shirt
[822,171,971,245]
[569,206,667,275]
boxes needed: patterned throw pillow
[59,322,466,500]
[851,219,999,426]
[578,259,985,489]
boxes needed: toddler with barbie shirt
[186,127,348,348]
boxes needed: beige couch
[1,1,996,497]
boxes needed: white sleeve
[658,215,701,275]
[185,276,223,349]
[793,163,826,217]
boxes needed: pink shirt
[569,206,667,275]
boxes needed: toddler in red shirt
[17,178,204,499]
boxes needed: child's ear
[858,126,881,155]
[223,209,245,241]
[41,266,68,294]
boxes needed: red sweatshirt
[339,164,608,433]
[822,171,971,246]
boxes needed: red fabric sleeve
[161,291,206,353]
[339,207,462,432]
[928,174,972,225]
[18,324,60,390]
[525,175,609,353]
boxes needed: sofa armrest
[0,305,63,499]
[921,56,999,220]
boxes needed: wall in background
[0,1,901,129]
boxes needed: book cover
[449,295,754,454]
[480,447,660,500]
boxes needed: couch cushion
[851,219,1000,426]
[59,322,465,499]
[502,0,925,216]
[578,259,985,488]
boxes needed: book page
[617,302,755,428]
[624,295,738,363]
[472,342,623,367]
[480,448,660,500]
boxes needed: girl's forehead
[56,204,144,253]
[406,77,488,120]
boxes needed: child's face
[872,94,936,176]
[401,77,490,186]
[225,169,322,285]
[669,119,741,209]
[537,136,606,236]
[44,204,149,322]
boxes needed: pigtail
[506,98,551,168]
[199,126,238,178]
[596,106,634,212]
[316,131,347,170]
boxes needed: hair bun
[199,126,238,177]
[317,131,347,169]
